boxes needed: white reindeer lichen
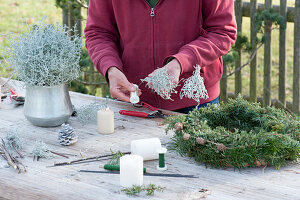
[5,129,23,150]
[76,101,105,125]
[141,66,177,100]
[32,141,53,159]
[180,65,209,104]
[1,19,81,86]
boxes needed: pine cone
[157,122,163,126]
[174,122,183,131]
[183,133,191,141]
[216,143,226,151]
[254,160,266,167]
[58,123,78,146]
[196,137,207,145]
[254,160,262,167]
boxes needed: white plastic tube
[130,84,139,104]
[120,155,143,187]
[131,138,162,161]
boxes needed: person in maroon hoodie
[84,0,237,113]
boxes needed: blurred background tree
[55,0,110,97]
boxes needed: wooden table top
[0,79,299,200]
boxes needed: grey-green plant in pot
[2,20,81,127]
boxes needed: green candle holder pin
[157,147,167,171]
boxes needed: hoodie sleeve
[84,0,123,77]
[165,0,237,74]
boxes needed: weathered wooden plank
[235,0,243,96]
[0,80,299,200]
[220,62,228,102]
[278,0,287,109]
[263,0,272,107]
[0,182,56,200]
[250,0,258,102]
[293,0,300,114]
[242,2,295,23]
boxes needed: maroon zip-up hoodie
[84,0,237,110]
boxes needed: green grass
[0,0,62,77]
[0,0,61,34]
[226,18,295,102]
[0,0,297,102]
[236,1,295,103]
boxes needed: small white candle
[131,138,162,161]
[120,155,143,187]
[130,84,139,104]
[97,108,114,134]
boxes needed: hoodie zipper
[144,0,161,107]
[150,7,155,16]
[144,1,158,67]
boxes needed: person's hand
[107,67,141,102]
[149,58,181,85]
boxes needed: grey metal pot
[24,84,73,127]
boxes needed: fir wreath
[165,96,300,169]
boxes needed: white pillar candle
[120,155,143,187]
[131,138,162,161]
[97,108,114,134]
[130,84,139,104]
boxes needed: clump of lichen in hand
[180,65,209,104]
[141,65,209,103]
[141,66,177,100]
[165,95,300,169]
[1,18,81,86]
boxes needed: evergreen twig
[121,184,164,196]
[108,150,124,165]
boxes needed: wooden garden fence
[62,0,300,114]
[220,0,300,114]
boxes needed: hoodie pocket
[202,57,223,88]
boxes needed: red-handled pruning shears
[119,101,167,118]
[10,88,25,105]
